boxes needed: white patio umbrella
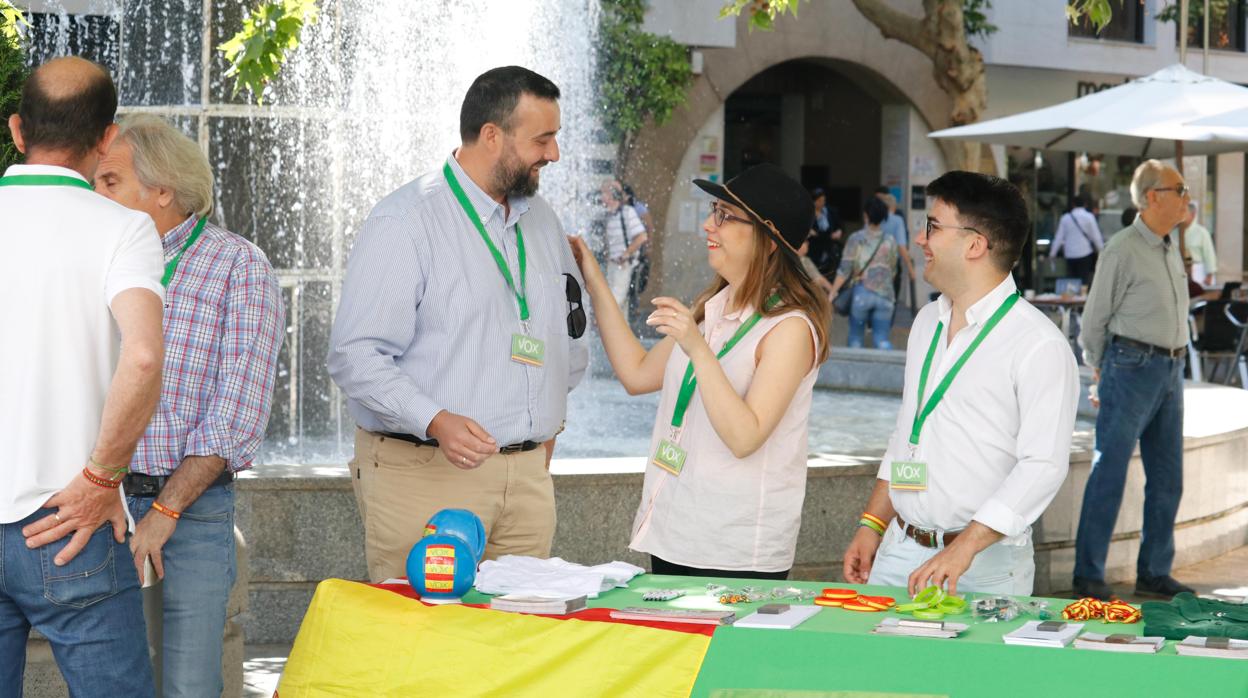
[929,64,1248,157]
[1187,105,1248,132]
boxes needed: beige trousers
[349,429,556,582]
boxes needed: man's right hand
[22,467,128,566]
[427,410,498,470]
[842,526,883,584]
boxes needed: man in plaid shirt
[94,114,284,697]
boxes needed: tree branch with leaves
[218,0,318,105]
[1,0,28,171]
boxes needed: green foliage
[719,0,804,32]
[963,0,998,40]
[1065,0,1122,33]
[2,0,28,50]
[0,1,28,171]
[218,0,318,104]
[597,0,693,144]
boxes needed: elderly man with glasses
[1074,159,1195,601]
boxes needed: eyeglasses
[710,201,753,228]
[925,218,991,250]
[564,273,586,339]
[1152,184,1189,197]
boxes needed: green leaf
[217,0,319,104]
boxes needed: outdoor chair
[1193,300,1248,387]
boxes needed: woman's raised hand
[647,297,705,356]
[567,235,602,282]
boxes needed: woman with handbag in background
[829,197,900,349]
[567,163,831,579]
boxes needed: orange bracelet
[151,501,181,520]
[82,467,121,489]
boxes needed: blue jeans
[0,509,154,697]
[848,284,894,349]
[127,484,236,698]
[1074,342,1184,582]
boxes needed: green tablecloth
[471,574,1248,698]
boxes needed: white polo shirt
[0,164,163,524]
[879,275,1080,540]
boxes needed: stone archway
[623,7,954,299]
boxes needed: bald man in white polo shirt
[843,171,1079,597]
[1,58,163,695]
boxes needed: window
[1069,1,1145,43]
[1177,0,1247,52]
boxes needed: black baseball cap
[693,163,814,259]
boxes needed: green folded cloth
[1142,592,1248,640]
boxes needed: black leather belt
[1111,334,1187,359]
[123,470,235,497]
[378,431,541,454]
[896,515,960,549]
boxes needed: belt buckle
[913,525,939,549]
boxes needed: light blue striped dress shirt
[327,155,588,445]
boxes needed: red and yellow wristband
[858,512,887,536]
[151,501,182,520]
[82,467,121,489]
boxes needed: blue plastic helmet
[423,508,487,563]
[406,534,475,599]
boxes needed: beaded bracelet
[82,467,121,489]
[151,501,181,520]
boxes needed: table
[278,575,1248,698]
[1029,295,1086,341]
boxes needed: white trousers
[867,518,1036,595]
[607,259,637,310]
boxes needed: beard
[492,145,544,199]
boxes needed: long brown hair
[692,223,831,365]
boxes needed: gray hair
[1129,159,1168,211]
[116,114,214,218]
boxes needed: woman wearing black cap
[568,163,831,579]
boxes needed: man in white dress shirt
[843,171,1080,596]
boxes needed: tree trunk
[850,0,990,173]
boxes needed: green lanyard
[443,163,530,322]
[162,217,207,288]
[910,292,1020,446]
[0,174,93,190]
[670,294,780,428]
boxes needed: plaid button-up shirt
[129,215,285,476]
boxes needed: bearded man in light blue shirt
[327,66,588,582]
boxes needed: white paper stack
[734,606,821,630]
[872,617,969,639]
[489,594,587,615]
[1073,632,1166,654]
[1002,620,1084,648]
[1175,636,1248,659]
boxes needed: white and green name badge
[890,460,928,491]
[510,333,546,367]
[652,436,687,476]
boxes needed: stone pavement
[240,545,1248,695]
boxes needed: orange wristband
[82,467,121,489]
[151,501,181,520]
